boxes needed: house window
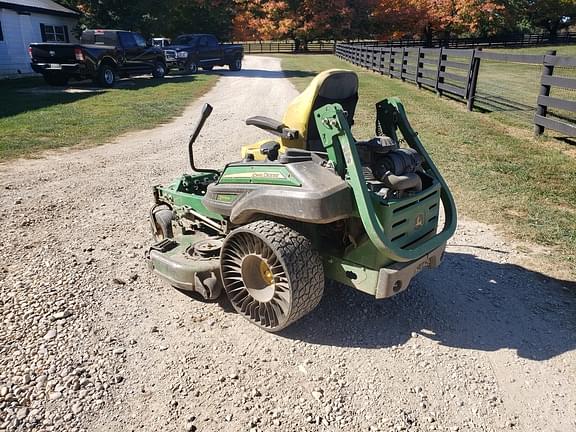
[40,24,69,42]
[0,20,4,42]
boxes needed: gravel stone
[48,391,63,401]
[311,391,323,401]
[43,329,57,341]
[16,407,28,421]
[52,310,73,320]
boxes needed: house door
[16,13,33,73]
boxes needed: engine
[356,136,423,199]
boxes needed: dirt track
[1,56,575,432]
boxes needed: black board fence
[227,32,576,54]
[336,44,478,103]
[347,32,576,49]
[534,51,576,136]
[335,42,576,137]
[225,40,335,54]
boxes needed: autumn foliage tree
[372,0,508,45]
[232,0,376,45]
[59,0,574,43]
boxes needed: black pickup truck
[29,30,167,87]
[163,34,243,73]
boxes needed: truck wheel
[221,220,324,332]
[229,58,242,71]
[152,61,167,79]
[43,73,69,86]
[97,64,116,88]
[186,61,198,74]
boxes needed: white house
[0,0,80,76]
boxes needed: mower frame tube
[314,101,457,263]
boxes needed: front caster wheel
[221,220,324,332]
[149,204,173,241]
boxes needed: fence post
[367,46,371,69]
[534,49,557,136]
[389,48,394,78]
[467,48,481,111]
[416,47,422,88]
[435,47,444,95]
[400,47,405,80]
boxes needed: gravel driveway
[1,56,575,432]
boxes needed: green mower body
[147,92,456,332]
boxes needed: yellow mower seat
[242,69,359,160]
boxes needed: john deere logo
[415,214,425,229]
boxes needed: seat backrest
[282,70,359,151]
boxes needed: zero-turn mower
[146,69,457,332]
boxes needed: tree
[58,0,170,36]
[528,0,576,37]
[372,0,507,45]
[232,0,375,45]
[57,0,574,43]
[232,0,296,41]
[164,0,236,39]
[59,0,235,39]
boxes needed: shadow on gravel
[280,252,576,361]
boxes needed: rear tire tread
[222,220,324,331]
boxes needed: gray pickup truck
[163,34,244,73]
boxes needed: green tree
[165,0,236,40]
[58,0,169,36]
[57,0,235,39]
[528,0,576,37]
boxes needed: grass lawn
[489,45,576,56]
[475,45,576,126]
[279,54,576,268]
[0,73,218,161]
